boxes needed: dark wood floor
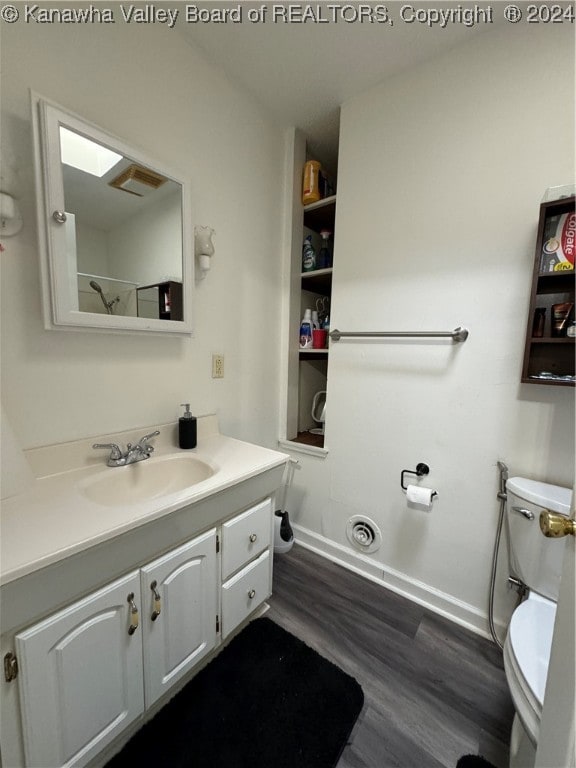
[268,545,514,768]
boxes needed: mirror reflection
[60,126,183,320]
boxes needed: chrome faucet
[93,431,160,467]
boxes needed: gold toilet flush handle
[539,511,576,538]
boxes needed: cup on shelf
[312,329,327,349]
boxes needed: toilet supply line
[489,461,508,649]
[489,460,513,650]
[489,460,526,650]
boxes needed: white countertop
[1,424,288,586]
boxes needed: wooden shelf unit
[521,196,575,386]
[137,280,183,321]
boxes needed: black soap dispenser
[179,403,197,449]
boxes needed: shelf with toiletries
[282,142,337,452]
[299,197,335,357]
[521,195,575,386]
[300,194,335,325]
[303,194,336,227]
[300,267,333,295]
[293,166,336,449]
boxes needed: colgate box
[540,211,576,273]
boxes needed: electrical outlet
[212,354,224,378]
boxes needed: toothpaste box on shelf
[540,210,576,273]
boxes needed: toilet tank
[506,477,572,601]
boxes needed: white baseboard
[290,523,507,642]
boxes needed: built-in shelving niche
[284,133,336,454]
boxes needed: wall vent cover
[109,164,168,197]
[346,516,382,554]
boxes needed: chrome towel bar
[329,326,469,342]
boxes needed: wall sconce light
[0,151,22,237]
[0,192,22,236]
[194,226,215,279]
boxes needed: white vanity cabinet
[221,498,273,638]
[15,571,145,768]
[14,528,218,768]
[3,494,277,768]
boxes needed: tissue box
[540,211,576,273]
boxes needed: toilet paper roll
[406,484,435,511]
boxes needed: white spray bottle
[299,308,313,349]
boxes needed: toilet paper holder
[400,463,437,497]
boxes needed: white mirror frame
[31,92,194,335]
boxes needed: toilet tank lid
[507,477,572,515]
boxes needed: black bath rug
[105,616,364,768]
[456,755,498,768]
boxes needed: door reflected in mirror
[32,94,193,335]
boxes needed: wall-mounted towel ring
[401,463,437,497]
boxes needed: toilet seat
[503,593,556,745]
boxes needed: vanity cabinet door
[15,571,144,768]
[140,528,217,708]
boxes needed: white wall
[0,20,284,449]
[108,190,182,285]
[287,22,575,635]
[75,223,110,277]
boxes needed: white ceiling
[178,4,501,172]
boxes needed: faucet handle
[137,430,160,450]
[139,430,160,443]
[132,430,160,457]
[93,443,123,460]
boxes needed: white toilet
[503,477,572,768]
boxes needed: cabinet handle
[248,589,256,599]
[4,652,18,682]
[52,210,67,224]
[127,592,139,635]
[150,580,162,621]
[249,533,257,543]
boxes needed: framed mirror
[31,93,194,334]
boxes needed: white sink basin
[80,455,215,507]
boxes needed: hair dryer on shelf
[310,391,326,435]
